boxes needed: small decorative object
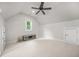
[25,18,32,31]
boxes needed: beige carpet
[2,39,79,57]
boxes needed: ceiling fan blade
[32,7,39,9]
[43,8,52,10]
[41,10,45,15]
[41,2,44,6]
[40,2,44,8]
[36,10,40,15]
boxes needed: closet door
[0,32,2,55]
[0,27,6,56]
[0,15,5,56]
[64,28,77,44]
[77,28,79,44]
[0,27,4,56]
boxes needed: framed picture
[25,19,32,31]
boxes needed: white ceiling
[0,2,79,24]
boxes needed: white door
[64,28,77,44]
[76,28,79,44]
[0,27,5,56]
[0,16,5,56]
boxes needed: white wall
[41,20,79,40]
[5,14,41,45]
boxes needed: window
[25,19,32,31]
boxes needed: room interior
[0,2,79,57]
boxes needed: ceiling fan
[32,2,52,15]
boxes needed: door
[0,27,5,56]
[64,27,77,44]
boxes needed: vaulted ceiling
[0,2,79,24]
